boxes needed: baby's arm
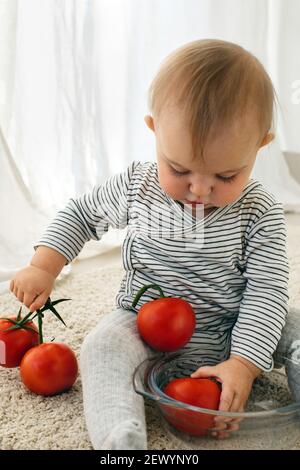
[10,161,139,312]
[230,202,289,372]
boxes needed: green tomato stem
[132,283,165,308]
[37,309,44,344]
[16,306,22,322]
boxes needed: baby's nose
[189,178,213,198]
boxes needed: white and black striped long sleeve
[230,203,289,370]
[35,161,289,371]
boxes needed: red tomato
[162,377,221,436]
[137,298,196,351]
[0,317,39,368]
[20,342,78,396]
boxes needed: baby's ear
[260,132,275,148]
[144,115,155,132]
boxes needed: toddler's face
[145,107,273,209]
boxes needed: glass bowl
[133,351,300,450]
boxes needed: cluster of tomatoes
[132,283,221,436]
[1,283,220,437]
[0,298,78,396]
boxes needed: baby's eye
[216,174,237,183]
[170,166,190,177]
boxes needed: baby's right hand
[10,265,55,312]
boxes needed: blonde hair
[148,39,276,158]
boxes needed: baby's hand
[10,265,55,312]
[191,355,261,437]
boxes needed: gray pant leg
[273,306,300,401]
[80,307,153,450]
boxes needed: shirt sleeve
[230,203,289,371]
[34,160,140,264]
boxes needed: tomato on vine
[1,297,78,396]
[0,308,39,367]
[19,297,78,396]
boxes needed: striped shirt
[35,161,289,371]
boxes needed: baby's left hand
[191,355,261,437]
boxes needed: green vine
[4,297,71,344]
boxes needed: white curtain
[1,0,300,287]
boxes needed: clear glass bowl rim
[133,351,300,418]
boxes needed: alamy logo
[95,197,206,248]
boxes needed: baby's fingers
[29,291,50,312]
[23,293,39,311]
[10,280,18,297]
[218,384,235,413]
[213,385,235,436]
[213,414,243,439]
[225,397,245,431]
[16,288,24,303]
[213,396,244,439]
[191,365,217,379]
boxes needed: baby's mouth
[184,199,211,206]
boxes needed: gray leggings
[80,306,300,450]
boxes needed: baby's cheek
[215,183,245,206]
[161,176,186,200]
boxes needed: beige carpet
[0,219,300,450]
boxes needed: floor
[71,213,300,274]
[71,245,122,273]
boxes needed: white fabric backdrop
[1,0,300,288]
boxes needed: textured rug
[0,219,300,450]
